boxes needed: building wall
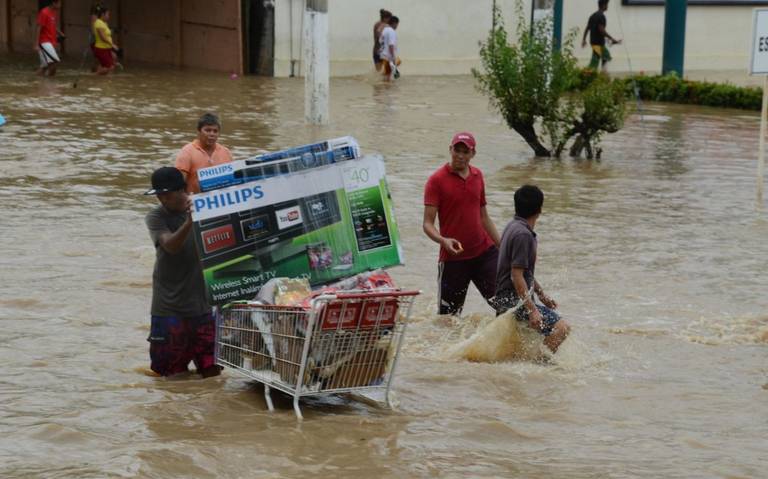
[181,0,242,73]
[9,0,37,53]
[5,0,242,73]
[1,0,8,52]
[274,0,760,77]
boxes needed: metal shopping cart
[215,289,420,419]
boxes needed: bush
[576,70,763,110]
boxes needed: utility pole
[662,0,687,76]
[553,0,563,50]
[304,0,329,124]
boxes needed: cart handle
[330,289,420,300]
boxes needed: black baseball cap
[144,167,186,195]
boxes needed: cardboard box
[191,155,404,305]
[197,136,360,192]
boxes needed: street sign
[750,9,768,74]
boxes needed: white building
[274,0,761,77]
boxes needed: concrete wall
[9,0,37,53]
[4,0,242,73]
[274,0,760,77]
[0,0,8,52]
[181,0,242,73]
[563,1,756,74]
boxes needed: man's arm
[155,199,194,255]
[174,149,190,182]
[423,205,462,255]
[533,278,557,309]
[598,23,621,45]
[512,267,543,330]
[581,23,589,47]
[480,206,500,247]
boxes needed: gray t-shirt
[495,216,537,298]
[146,206,210,317]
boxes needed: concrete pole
[304,0,329,125]
[662,0,687,76]
[552,0,563,50]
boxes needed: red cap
[450,132,476,150]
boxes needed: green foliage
[473,1,626,158]
[576,70,763,110]
[568,74,627,159]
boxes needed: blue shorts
[495,298,561,336]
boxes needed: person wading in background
[377,15,401,80]
[174,113,234,194]
[582,0,621,72]
[92,5,119,75]
[34,0,65,77]
[423,132,501,315]
[372,9,392,67]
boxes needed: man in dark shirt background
[582,0,622,72]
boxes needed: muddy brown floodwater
[1,61,767,478]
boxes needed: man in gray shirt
[494,185,570,353]
[144,167,221,377]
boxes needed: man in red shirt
[175,113,234,194]
[34,0,65,77]
[423,132,501,315]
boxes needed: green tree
[473,2,626,158]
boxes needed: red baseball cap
[450,132,476,150]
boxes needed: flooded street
[1,62,767,478]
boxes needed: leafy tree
[473,2,626,158]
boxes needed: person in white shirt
[376,16,400,80]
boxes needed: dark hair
[96,5,109,17]
[379,9,392,21]
[197,113,221,130]
[389,16,399,25]
[514,185,544,219]
[598,0,609,8]
[90,3,104,15]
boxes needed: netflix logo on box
[201,225,236,254]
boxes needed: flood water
[1,60,767,478]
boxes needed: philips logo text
[193,185,264,212]
[199,164,234,179]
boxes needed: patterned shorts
[148,312,216,376]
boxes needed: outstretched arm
[423,205,463,255]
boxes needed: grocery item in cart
[256,277,312,306]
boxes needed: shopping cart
[215,289,419,419]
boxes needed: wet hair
[197,113,221,130]
[598,0,609,8]
[389,16,399,26]
[379,9,392,21]
[514,185,544,219]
